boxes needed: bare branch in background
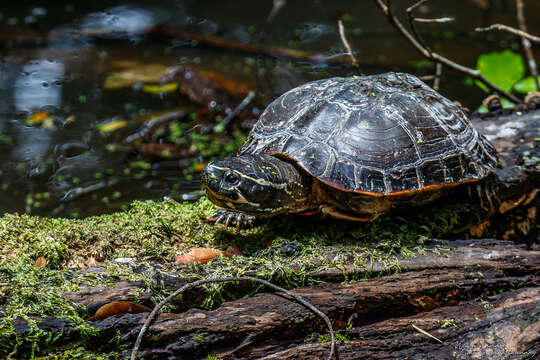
[374,0,522,103]
[475,24,540,43]
[338,20,360,69]
[267,0,286,24]
[516,0,539,91]
[414,17,454,23]
[433,62,442,91]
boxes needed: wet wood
[252,287,539,360]
[10,239,539,358]
[470,108,539,243]
[63,239,537,315]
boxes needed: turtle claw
[208,209,256,229]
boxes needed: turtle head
[202,154,311,216]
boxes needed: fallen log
[10,239,538,358]
[254,287,539,360]
[64,239,537,315]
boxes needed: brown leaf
[408,295,440,312]
[34,256,47,268]
[87,301,151,321]
[175,247,225,264]
[200,71,251,96]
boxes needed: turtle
[201,72,498,227]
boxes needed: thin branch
[406,0,431,53]
[212,90,256,133]
[475,24,540,43]
[406,0,428,13]
[130,276,336,360]
[516,0,539,91]
[338,20,360,69]
[433,62,442,91]
[267,0,286,24]
[411,324,443,343]
[414,17,454,23]
[374,0,522,103]
[418,75,435,81]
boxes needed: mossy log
[10,239,539,359]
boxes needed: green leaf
[476,50,524,92]
[513,76,540,93]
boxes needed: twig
[130,276,336,360]
[411,324,443,343]
[414,17,454,23]
[267,0,286,23]
[433,62,442,91]
[207,90,255,134]
[418,75,435,81]
[406,0,428,13]
[516,0,539,91]
[338,20,359,69]
[375,0,522,103]
[475,24,540,43]
[123,110,189,144]
[406,0,431,53]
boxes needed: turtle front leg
[319,205,379,222]
[207,208,257,229]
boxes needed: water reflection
[79,5,163,40]
[14,59,64,112]
[0,1,539,218]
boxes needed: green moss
[33,347,119,359]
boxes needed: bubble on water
[24,16,37,24]
[31,7,47,17]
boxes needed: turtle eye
[224,171,240,185]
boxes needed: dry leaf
[175,247,226,264]
[141,82,179,94]
[26,111,50,125]
[34,256,47,268]
[98,120,128,133]
[104,63,170,90]
[200,71,251,96]
[87,301,151,321]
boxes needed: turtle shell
[239,72,498,195]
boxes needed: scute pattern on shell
[239,72,498,194]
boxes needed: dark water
[1,1,539,217]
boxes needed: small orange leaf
[194,162,207,172]
[175,247,225,264]
[34,256,47,268]
[26,111,50,125]
[88,301,151,321]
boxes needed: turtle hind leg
[207,208,257,229]
[319,205,378,222]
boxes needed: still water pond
[1,1,539,217]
